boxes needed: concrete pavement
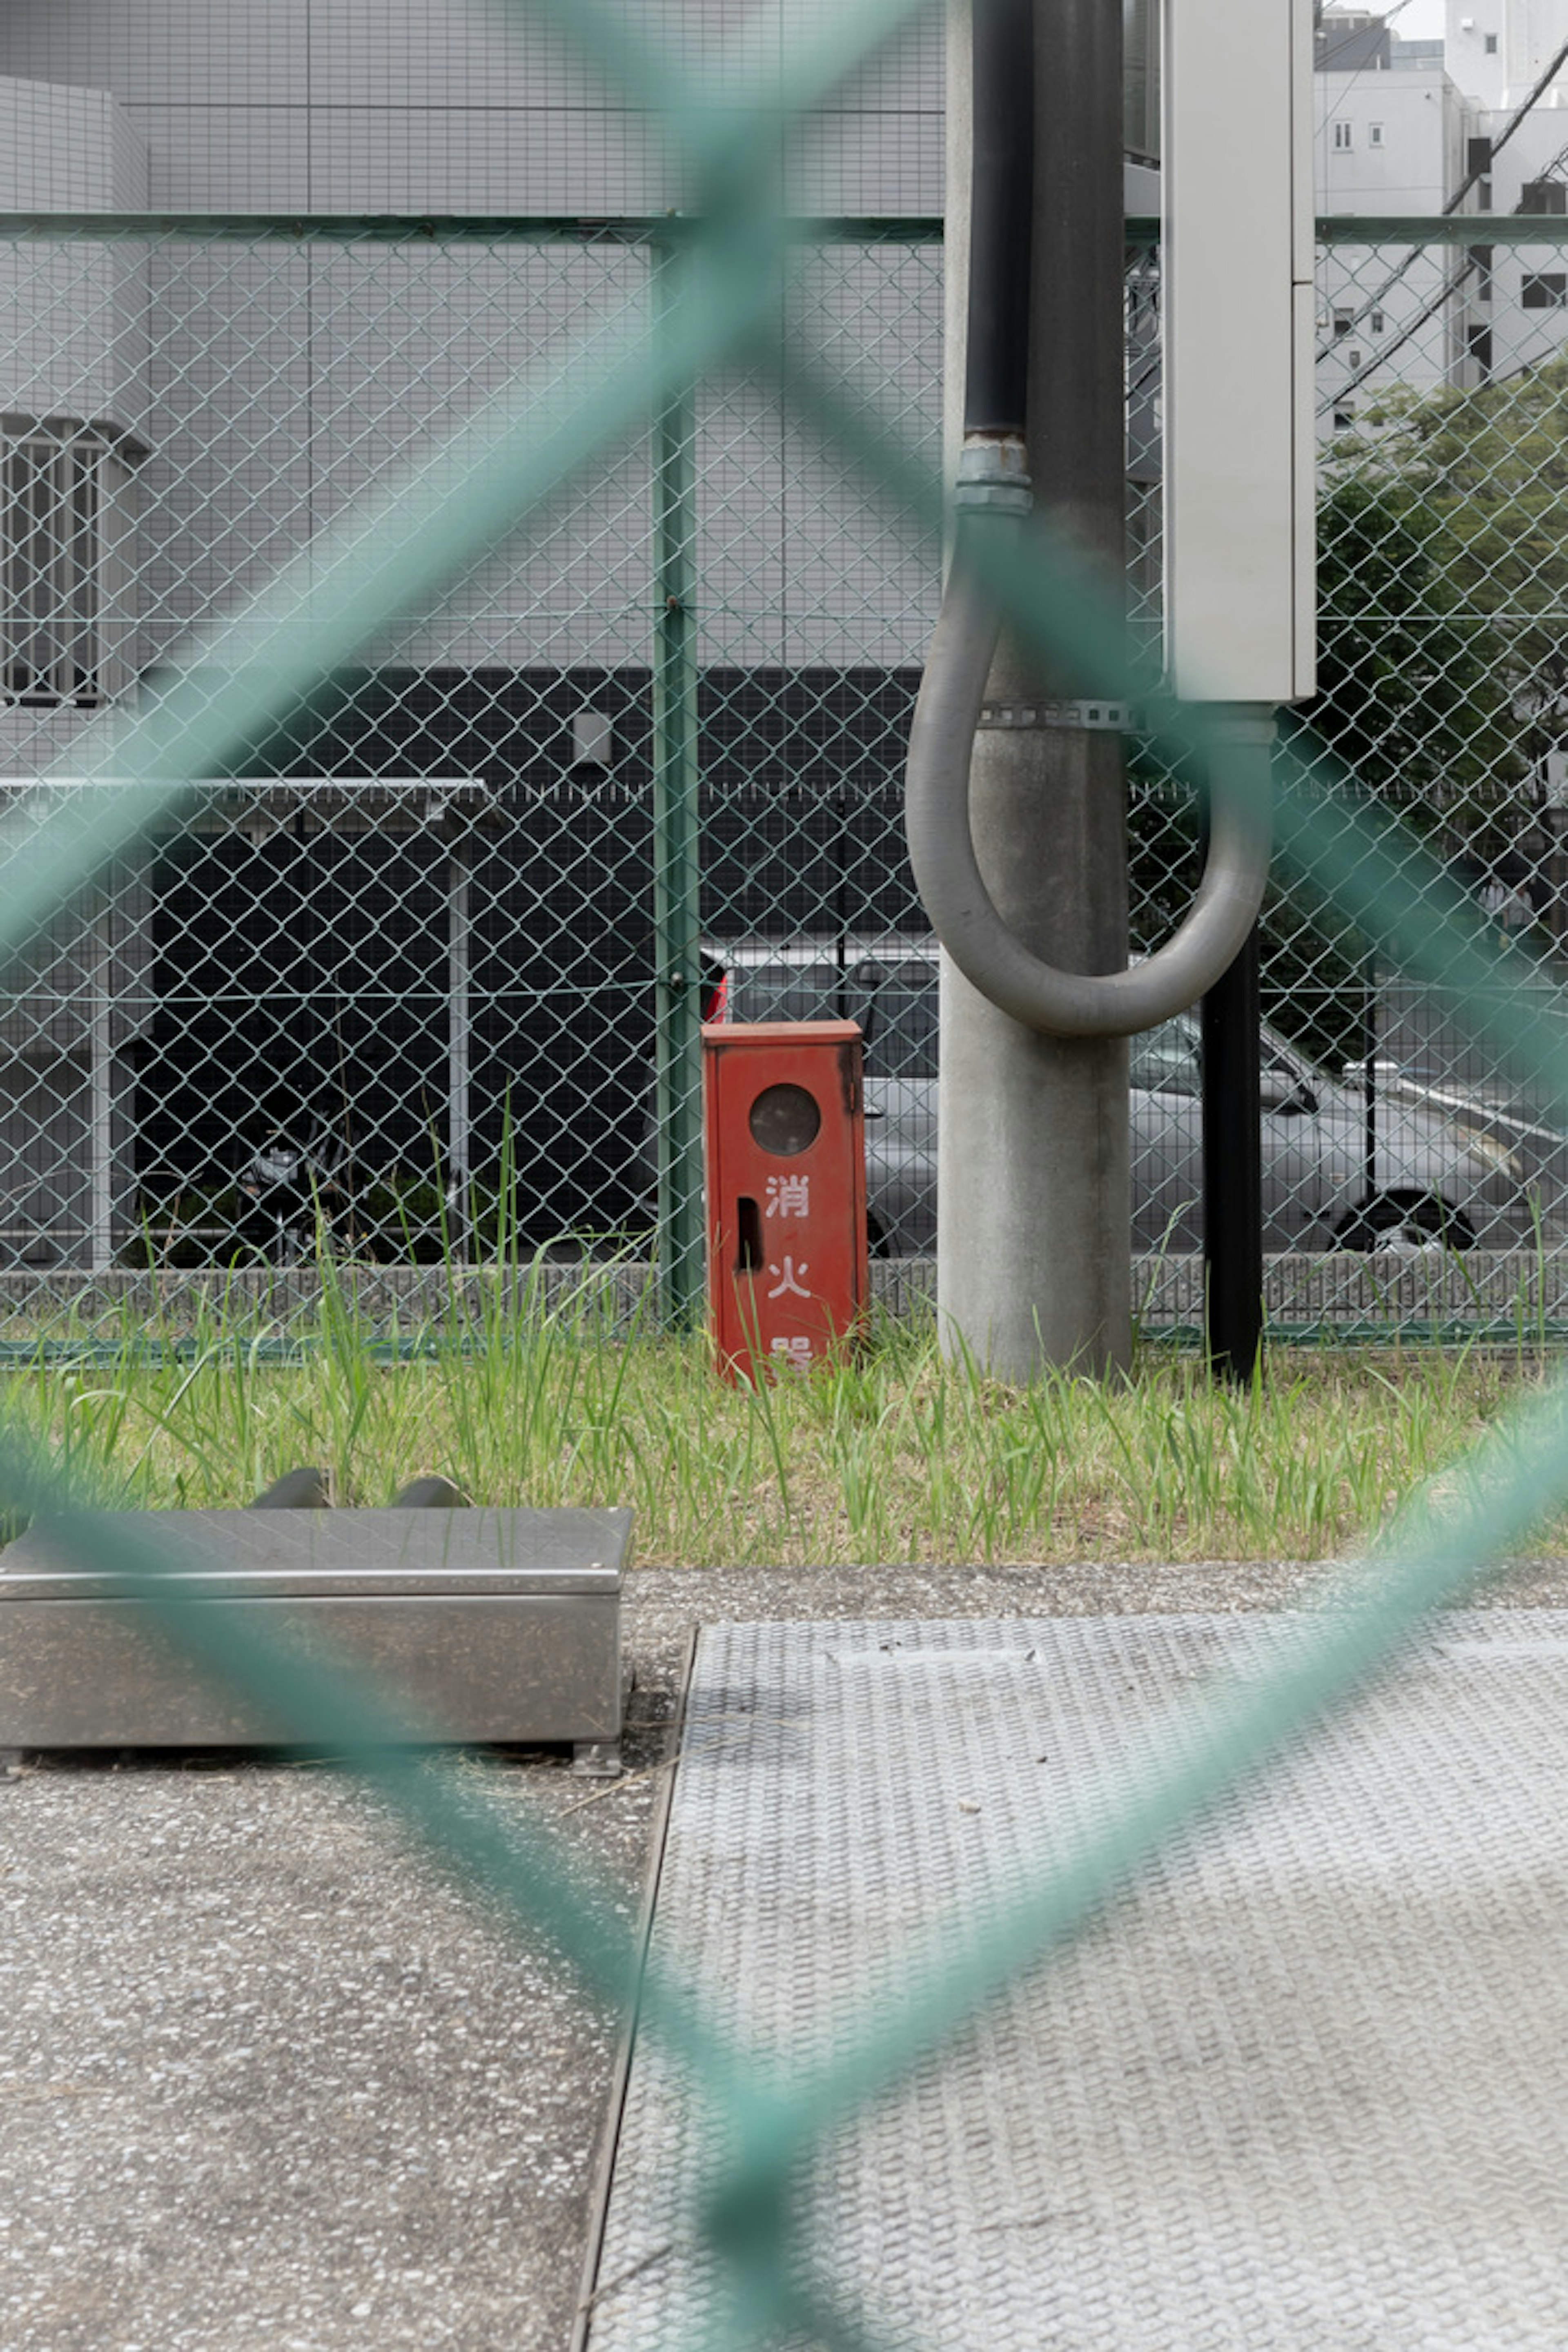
[6,1556,1568,2350]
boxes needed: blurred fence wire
[8,1,1568,2346]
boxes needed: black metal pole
[1362,940,1378,1207]
[964,0,1034,439]
[1202,921,1263,1383]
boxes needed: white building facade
[1317,1,1568,423]
[0,3,944,774]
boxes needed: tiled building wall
[0,76,149,426]
[1,2,942,214]
[0,6,942,1255]
[0,4,944,705]
[0,77,151,774]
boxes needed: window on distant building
[1334,309,1354,337]
[1469,135,1494,209]
[1333,120,1353,151]
[1485,32,1498,52]
[1,423,135,709]
[1370,308,1385,331]
[1466,323,1493,381]
[1521,178,1568,215]
[1332,407,1356,432]
[1369,123,1385,148]
[1523,271,1568,309]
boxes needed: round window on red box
[748,1083,821,1157]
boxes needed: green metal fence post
[652,234,705,1328]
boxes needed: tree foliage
[1328,358,1568,783]
[1300,472,1523,822]
[1130,459,1532,1065]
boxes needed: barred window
[2,424,136,708]
[1522,271,1568,310]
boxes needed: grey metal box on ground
[0,1506,627,1747]
[588,1613,1568,2351]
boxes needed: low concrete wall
[0,1251,1563,1343]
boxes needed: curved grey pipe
[906,530,1274,1041]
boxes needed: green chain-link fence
[0,214,943,1336]
[8,2,1568,2346]
[1258,217,1568,1334]
[10,207,1568,1340]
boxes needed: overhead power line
[1319,27,1568,408]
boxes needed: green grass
[0,1258,1558,1566]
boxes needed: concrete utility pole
[939,0,1131,1381]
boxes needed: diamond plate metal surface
[588,1614,1568,2350]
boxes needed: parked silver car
[709,936,1534,1254]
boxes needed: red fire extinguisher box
[702,1020,868,1382]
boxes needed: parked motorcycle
[234,1125,351,1263]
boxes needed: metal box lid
[0,1506,630,1600]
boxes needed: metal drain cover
[588,1613,1568,2350]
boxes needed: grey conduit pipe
[905,491,1274,1039]
[906,0,1273,1042]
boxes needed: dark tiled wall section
[140,665,924,1236]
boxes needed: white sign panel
[1163,0,1317,702]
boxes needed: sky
[1385,0,1447,36]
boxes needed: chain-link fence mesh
[1246,219,1568,1332]
[8,211,1568,1337]
[0,218,944,1334]
[9,6,1568,2348]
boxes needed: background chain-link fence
[0,217,942,1335]
[7,212,1568,1338]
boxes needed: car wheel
[1331,1192,1477,1254]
